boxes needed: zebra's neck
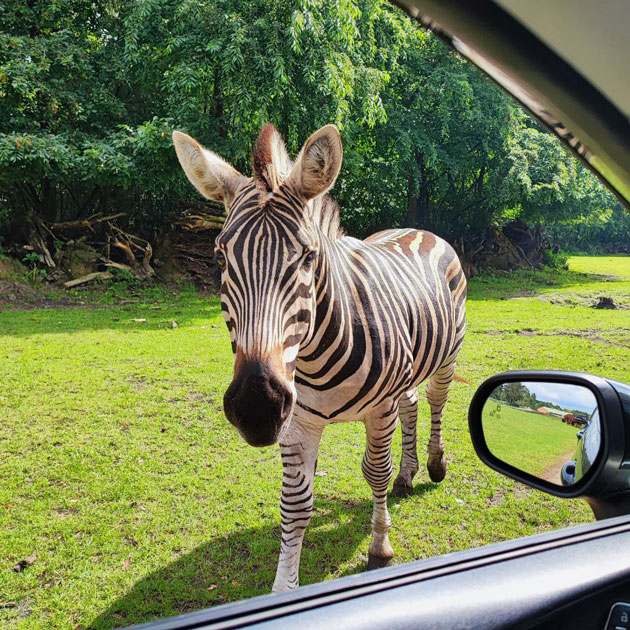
[294,234,367,391]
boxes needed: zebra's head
[173,124,343,446]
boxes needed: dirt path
[541,448,577,485]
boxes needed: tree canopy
[0,0,625,245]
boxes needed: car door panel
[131,514,630,630]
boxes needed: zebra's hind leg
[425,359,456,483]
[363,401,398,570]
[392,388,419,498]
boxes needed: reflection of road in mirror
[482,382,600,487]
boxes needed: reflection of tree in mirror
[489,382,539,411]
[489,382,597,417]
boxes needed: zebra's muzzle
[223,359,295,447]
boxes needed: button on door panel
[605,602,630,629]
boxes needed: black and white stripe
[172,124,467,592]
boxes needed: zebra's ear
[172,131,244,205]
[252,124,292,192]
[287,125,343,201]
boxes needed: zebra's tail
[454,372,471,385]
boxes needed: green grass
[483,402,579,478]
[1,255,629,629]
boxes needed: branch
[50,213,126,231]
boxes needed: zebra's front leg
[363,403,398,570]
[272,420,323,592]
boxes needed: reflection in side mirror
[482,381,601,488]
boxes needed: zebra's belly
[294,324,461,425]
[294,361,415,424]
[294,385,389,424]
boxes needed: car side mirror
[468,371,630,520]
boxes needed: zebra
[172,123,467,592]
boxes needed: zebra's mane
[252,124,344,241]
[308,195,344,240]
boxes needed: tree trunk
[405,152,426,228]
[404,171,418,227]
[39,179,58,222]
[416,157,429,228]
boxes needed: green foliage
[491,382,540,408]
[21,251,41,266]
[111,266,137,284]
[20,250,47,283]
[0,0,625,243]
[545,204,630,253]
[542,249,569,270]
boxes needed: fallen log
[63,271,113,288]
[173,213,226,232]
[103,261,135,273]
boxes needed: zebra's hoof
[427,455,447,483]
[367,554,394,570]
[391,476,413,497]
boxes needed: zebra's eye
[215,251,227,270]
[302,250,316,270]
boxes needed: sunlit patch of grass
[1,256,629,629]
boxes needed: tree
[0,0,623,251]
[0,0,179,228]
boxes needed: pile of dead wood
[13,212,155,288]
[3,201,227,290]
[453,221,549,278]
[160,203,226,290]
[5,206,552,288]
[604,243,630,254]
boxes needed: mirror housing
[469,371,630,520]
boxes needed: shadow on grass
[0,298,223,338]
[89,485,439,630]
[466,268,610,301]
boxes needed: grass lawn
[483,402,579,479]
[1,255,629,629]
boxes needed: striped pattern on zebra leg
[272,420,323,592]
[392,388,419,498]
[363,403,398,570]
[425,359,457,483]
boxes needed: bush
[542,249,569,270]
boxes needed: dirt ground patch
[541,448,576,485]
[0,280,87,310]
[481,328,630,350]
[0,280,50,309]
